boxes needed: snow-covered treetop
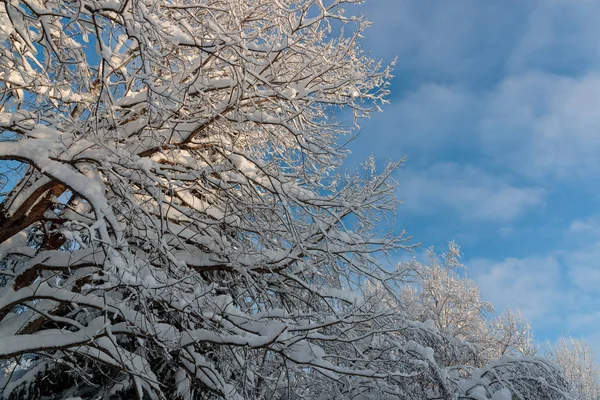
[0,1,411,398]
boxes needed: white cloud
[567,215,600,235]
[465,213,600,338]
[359,49,600,185]
[481,72,600,180]
[469,256,565,325]
[361,0,536,82]
[357,1,600,182]
[567,311,600,333]
[362,84,479,161]
[566,242,600,292]
[558,214,600,292]
[397,163,545,222]
[507,0,600,75]
[568,264,600,292]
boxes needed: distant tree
[397,244,536,366]
[399,244,493,341]
[486,309,537,359]
[361,245,574,399]
[548,336,600,400]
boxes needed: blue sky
[345,0,600,355]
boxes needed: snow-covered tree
[0,0,576,399]
[487,309,537,359]
[357,246,574,399]
[399,244,494,343]
[396,244,536,367]
[548,336,600,400]
[0,0,425,398]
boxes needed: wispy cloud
[397,163,544,223]
[466,215,600,355]
[506,0,600,75]
[481,73,600,180]
[362,0,535,85]
[469,255,565,324]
